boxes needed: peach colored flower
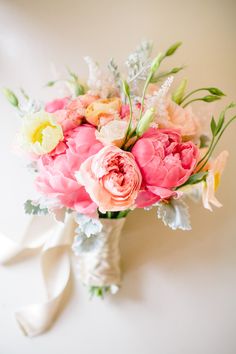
[76,145,142,213]
[202,150,228,211]
[85,97,122,126]
[157,100,200,140]
[95,119,128,148]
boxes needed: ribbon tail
[0,215,58,264]
[15,249,71,337]
[14,214,75,337]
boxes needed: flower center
[31,122,54,144]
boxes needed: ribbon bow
[0,213,76,337]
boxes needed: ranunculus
[35,125,103,214]
[20,111,63,155]
[85,97,122,126]
[54,94,98,132]
[95,119,128,148]
[156,100,200,140]
[45,97,69,113]
[132,128,199,208]
[76,145,142,213]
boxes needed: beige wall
[0,0,236,353]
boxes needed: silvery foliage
[126,40,153,95]
[72,232,102,254]
[74,213,103,238]
[156,198,192,231]
[181,184,203,204]
[72,213,103,254]
[108,58,121,89]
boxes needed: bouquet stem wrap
[75,218,126,289]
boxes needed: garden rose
[132,128,199,207]
[76,145,142,213]
[35,125,103,214]
[85,97,122,126]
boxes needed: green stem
[197,115,236,172]
[139,72,152,121]
[124,94,133,144]
[182,97,204,108]
[180,88,209,104]
[107,211,112,219]
[197,136,215,167]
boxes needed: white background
[0,0,236,353]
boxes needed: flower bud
[150,53,164,73]
[136,108,155,137]
[2,88,19,107]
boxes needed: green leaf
[172,79,187,104]
[24,200,48,215]
[210,116,217,135]
[215,112,225,135]
[207,87,225,96]
[179,171,208,188]
[74,82,85,96]
[165,41,182,57]
[202,95,221,103]
[45,80,56,87]
[2,88,19,107]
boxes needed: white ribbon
[0,213,76,337]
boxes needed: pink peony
[76,145,142,213]
[132,128,199,208]
[35,125,103,214]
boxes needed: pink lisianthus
[132,128,199,208]
[45,97,69,113]
[35,125,103,214]
[76,145,142,213]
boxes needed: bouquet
[2,41,235,335]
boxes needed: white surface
[0,0,236,353]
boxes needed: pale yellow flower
[202,150,229,211]
[20,111,63,155]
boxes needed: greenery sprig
[196,102,236,172]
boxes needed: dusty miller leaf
[157,199,191,231]
[24,200,48,215]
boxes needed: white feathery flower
[84,56,117,98]
[146,76,174,118]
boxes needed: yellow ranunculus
[21,111,63,155]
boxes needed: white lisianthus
[20,111,63,155]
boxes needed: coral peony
[132,128,199,207]
[76,145,142,213]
